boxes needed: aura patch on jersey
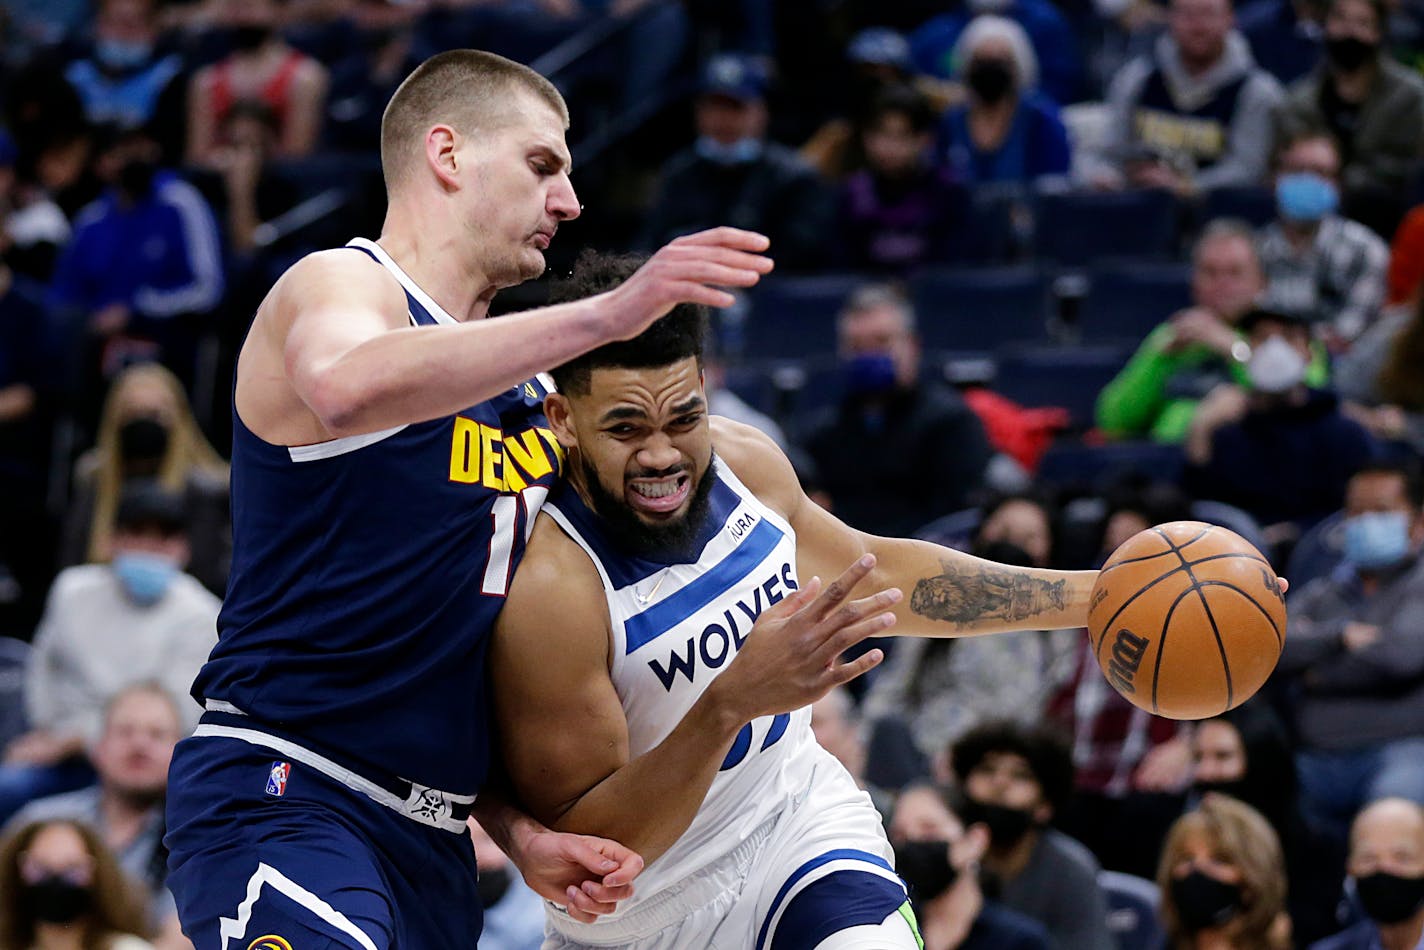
[448,420,564,491]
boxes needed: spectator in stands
[833,83,968,275]
[1095,219,1323,443]
[811,687,899,817]
[1279,461,1424,841]
[0,132,71,283]
[1274,0,1424,199]
[1334,292,1424,453]
[1157,795,1290,950]
[468,818,544,950]
[47,124,225,392]
[1087,0,1284,195]
[1313,798,1424,950]
[1189,702,1347,946]
[938,16,1072,185]
[1387,203,1424,309]
[950,722,1117,950]
[60,363,229,597]
[1185,307,1379,529]
[184,0,329,168]
[63,0,185,141]
[908,0,1086,105]
[863,496,1077,774]
[802,284,993,537]
[1237,0,1324,85]
[1257,128,1388,345]
[0,819,154,950]
[637,53,834,271]
[888,783,1053,950]
[7,684,183,937]
[0,483,217,824]
[322,4,420,153]
[210,101,300,257]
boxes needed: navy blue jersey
[193,238,563,794]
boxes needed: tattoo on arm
[910,560,1067,629]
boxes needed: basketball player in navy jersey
[489,254,1291,949]
[162,53,775,948]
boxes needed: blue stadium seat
[1200,185,1278,229]
[1077,262,1194,344]
[992,345,1132,427]
[743,275,866,360]
[1037,441,1186,490]
[0,638,29,752]
[1286,510,1346,590]
[1034,189,1181,266]
[909,267,1052,352]
[1191,500,1268,557]
[1099,870,1165,950]
[957,184,1032,264]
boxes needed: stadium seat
[1037,441,1186,490]
[992,345,1132,428]
[909,266,1052,352]
[0,638,30,752]
[743,275,867,360]
[1098,870,1165,950]
[1034,189,1181,266]
[1191,500,1269,556]
[1076,262,1194,344]
[913,506,981,550]
[1285,510,1346,590]
[1199,185,1277,229]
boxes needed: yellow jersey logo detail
[247,937,293,950]
[524,382,539,399]
[449,420,564,490]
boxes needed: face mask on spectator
[1343,510,1413,571]
[893,839,959,902]
[842,352,898,396]
[95,38,154,72]
[226,25,272,53]
[1325,35,1378,71]
[119,417,170,470]
[113,551,179,606]
[1171,869,1243,932]
[24,876,92,924]
[694,136,763,166]
[966,59,1016,105]
[117,157,159,200]
[959,797,1036,848]
[1276,172,1338,223]
[1355,872,1424,924]
[1246,336,1307,393]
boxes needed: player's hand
[710,554,896,724]
[516,830,644,923]
[606,227,774,339]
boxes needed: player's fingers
[672,226,770,251]
[662,243,776,274]
[579,878,636,905]
[600,848,645,889]
[806,554,877,622]
[563,887,601,924]
[557,834,628,880]
[829,646,885,687]
[817,586,901,636]
[669,260,767,288]
[670,282,738,309]
[1277,576,1290,595]
[815,610,897,664]
[758,576,822,627]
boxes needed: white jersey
[541,459,824,902]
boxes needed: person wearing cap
[1185,306,1381,530]
[0,481,218,825]
[637,52,835,271]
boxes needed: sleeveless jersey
[192,237,564,795]
[542,459,822,904]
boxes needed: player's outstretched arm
[714,417,1099,636]
[274,228,773,440]
[489,517,892,867]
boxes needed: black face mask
[1171,869,1243,932]
[477,864,512,907]
[967,59,1016,105]
[894,839,959,902]
[226,25,273,53]
[24,876,93,924]
[117,157,159,199]
[960,797,1036,848]
[1325,35,1378,71]
[119,417,170,470]
[1355,872,1424,924]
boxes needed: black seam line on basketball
[1193,580,1284,648]
[1097,549,1181,575]
[1151,584,1201,715]
[1155,529,1234,710]
[1183,552,1272,570]
[1094,562,1193,655]
[1173,527,1217,556]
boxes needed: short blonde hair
[379,49,569,191]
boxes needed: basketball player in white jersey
[489,253,1122,949]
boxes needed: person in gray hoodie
[1087,0,1284,195]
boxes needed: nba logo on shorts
[265,762,291,797]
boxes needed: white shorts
[541,762,917,950]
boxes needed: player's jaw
[626,464,693,518]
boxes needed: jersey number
[719,712,790,771]
[481,486,549,596]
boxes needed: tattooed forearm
[910,560,1068,629]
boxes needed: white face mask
[1246,335,1308,393]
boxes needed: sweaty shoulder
[266,247,408,330]
[711,416,802,522]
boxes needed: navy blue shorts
[165,733,482,949]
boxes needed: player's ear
[544,394,577,448]
[425,124,461,189]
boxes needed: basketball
[1087,521,1287,720]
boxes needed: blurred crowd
[0,0,1422,948]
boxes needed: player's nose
[636,434,680,471]
[549,176,580,222]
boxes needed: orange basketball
[1087,521,1287,720]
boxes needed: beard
[579,452,717,562]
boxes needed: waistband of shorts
[543,809,783,945]
[193,706,474,834]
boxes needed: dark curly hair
[950,720,1076,816]
[548,250,708,396]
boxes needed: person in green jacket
[1096,218,1327,442]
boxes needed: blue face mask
[1343,511,1413,571]
[112,552,179,606]
[694,136,763,166]
[843,352,898,396]
[95,38,154,71]
[1276,172,1339,223]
